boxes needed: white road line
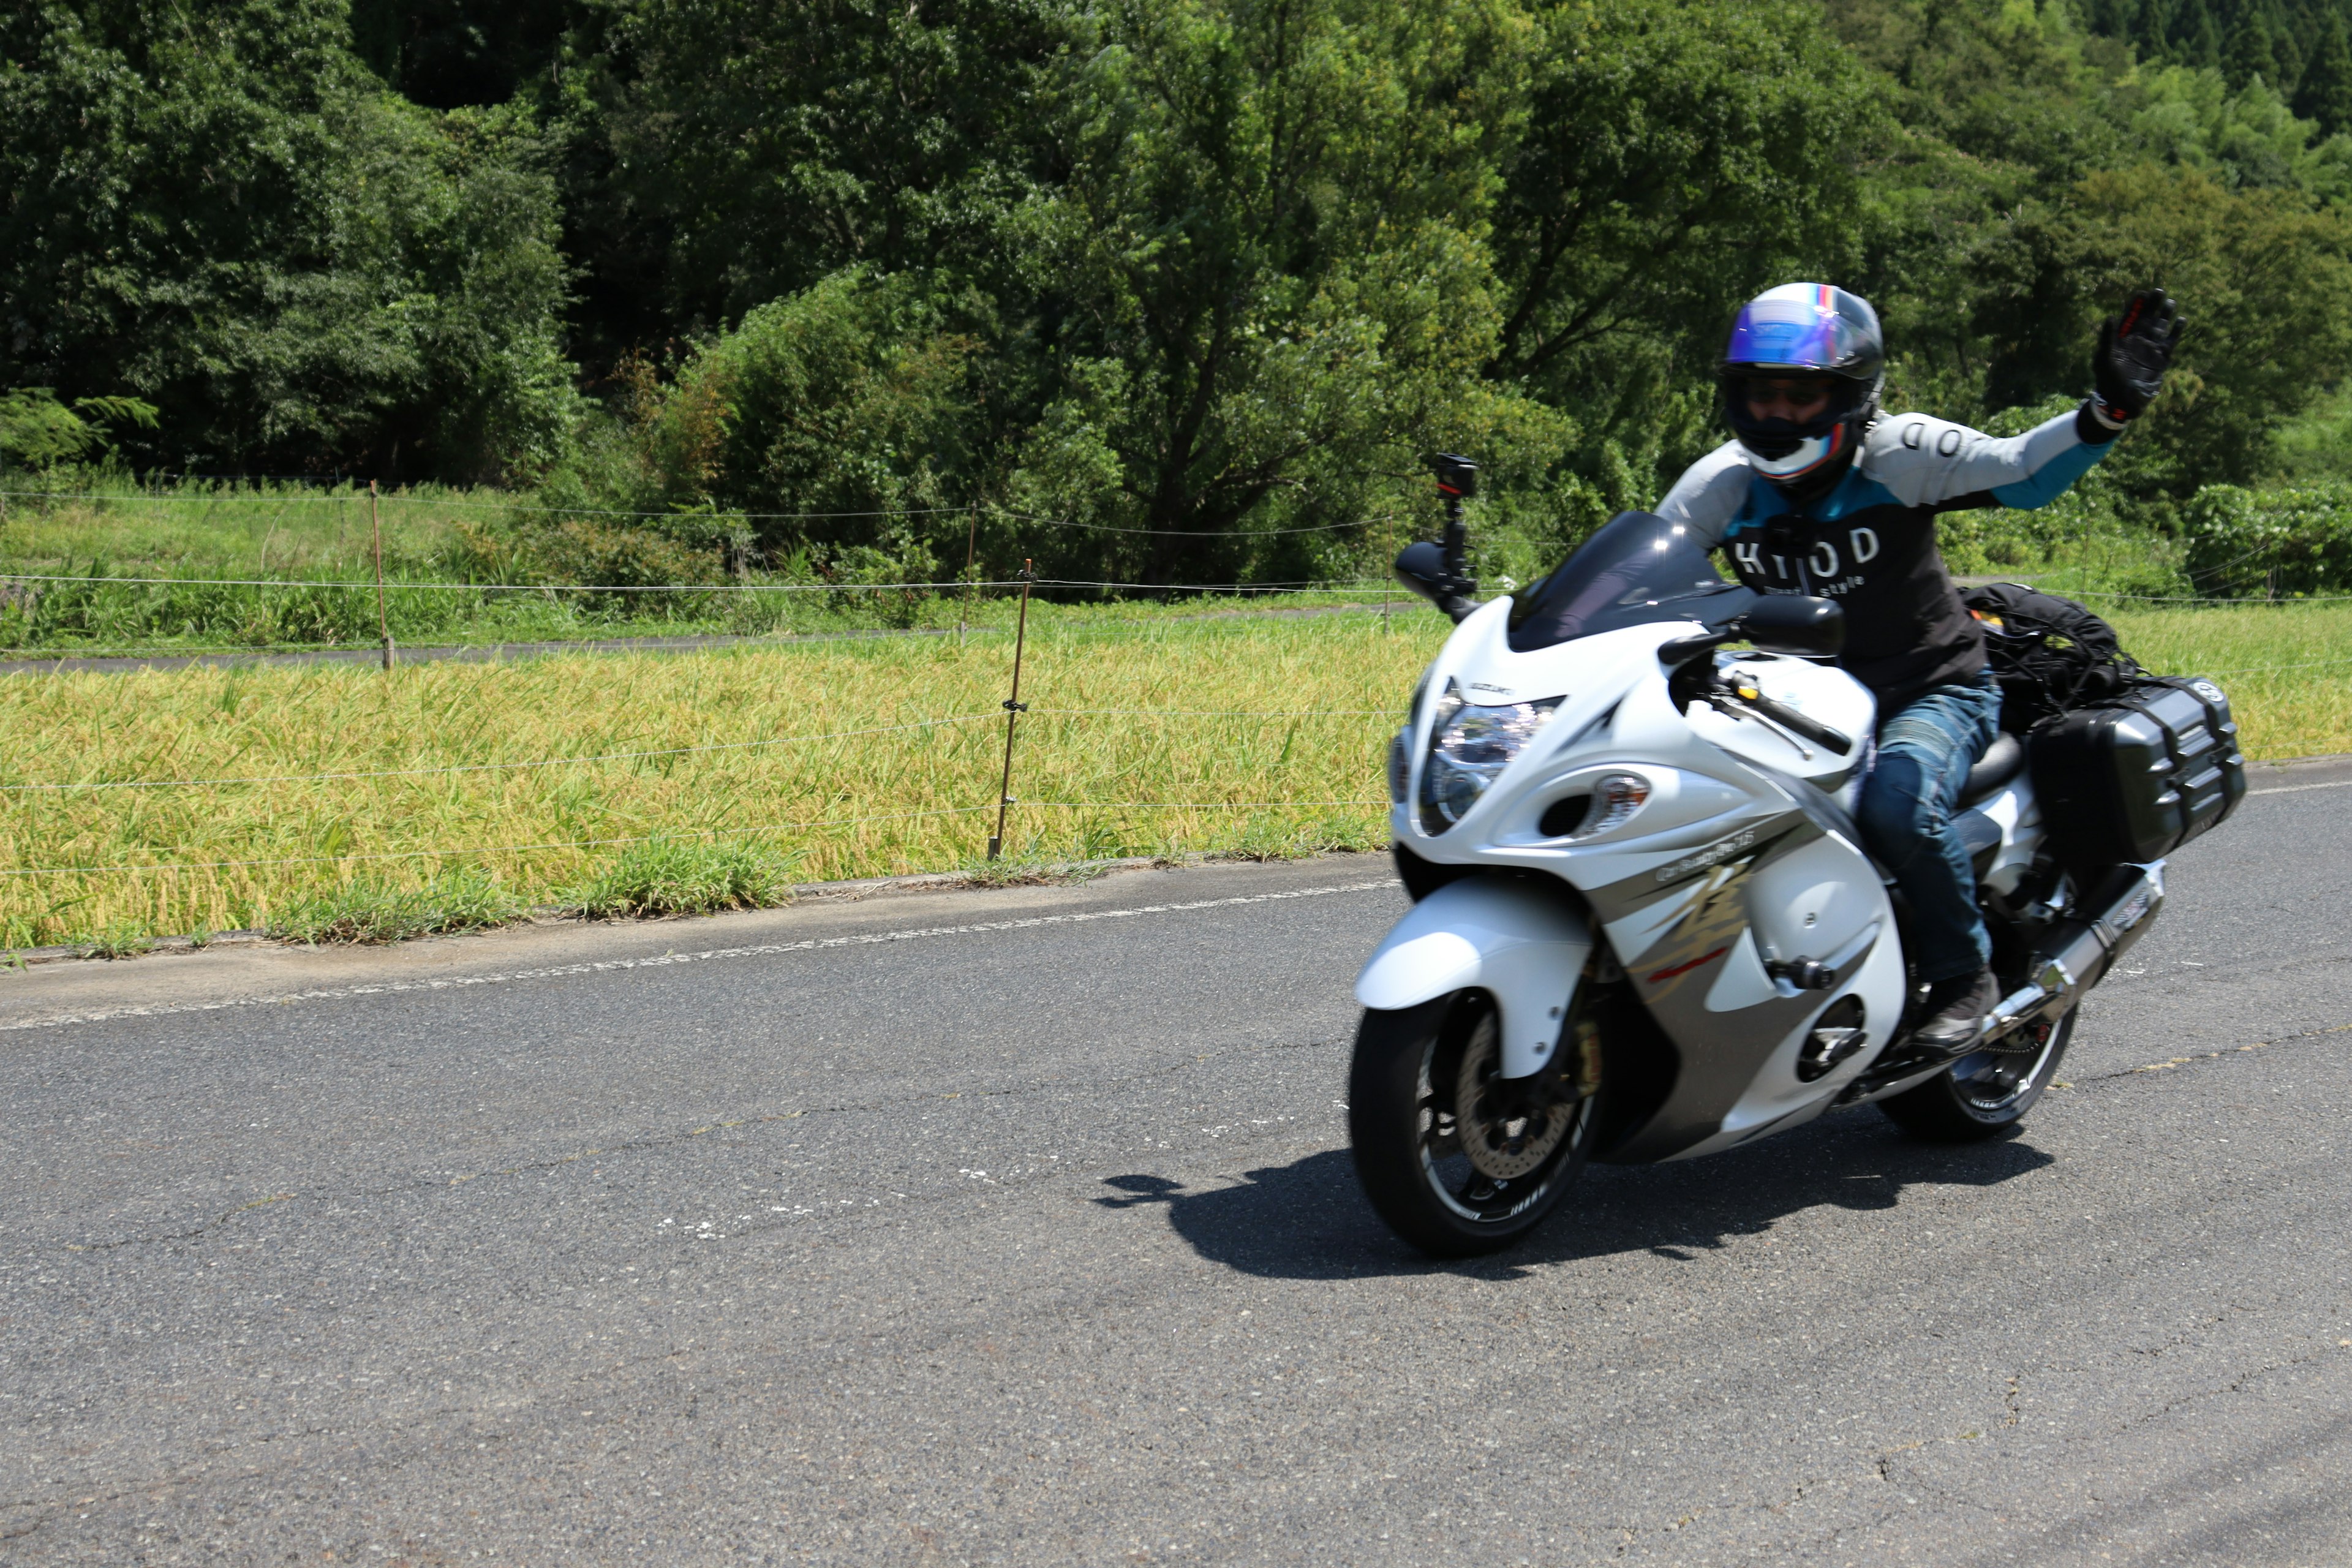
[2249,777,2352,796]
[0,878,1403,1033]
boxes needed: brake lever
[1721,679,1853,756]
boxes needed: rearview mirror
[1740,595,1844,658]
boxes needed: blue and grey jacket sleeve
[1860,409,2110,511]
[1653,440,1755,547]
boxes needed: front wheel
[1879,1006,2076,1142]
[1348,993,1599,1257]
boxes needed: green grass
[565,840,801,918]
[271,867,530,944]
[0,477,1399,654]
[1,477,2344,950]
[1,597,2342,951]
[0,612,1442,948]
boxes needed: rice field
[0,599,2341,951]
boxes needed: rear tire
[1348,993,1598,1257]
[1879,1006,2075,1142]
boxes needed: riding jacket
[1655,407,2113,711]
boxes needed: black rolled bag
[1962,582,2248,878]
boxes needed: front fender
[1354,875,1593,1079]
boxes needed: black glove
[2090,288,2181,427]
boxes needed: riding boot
[1909,967,1999,1060]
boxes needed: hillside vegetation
[11,0,2352,592]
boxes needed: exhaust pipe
[1980,862,2166,1048]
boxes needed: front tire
[1879,1006,2076,1142]
[1348,993,1598,1257]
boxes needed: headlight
[1418,682,1563,832]
[1387,728,1411,804]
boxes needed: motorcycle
[1349,459,2233,1257]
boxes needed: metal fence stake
[961,502,979,645]
[370,480,394,671]
[987,560,1036,861]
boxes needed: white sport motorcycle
[1351,499,2188,1258]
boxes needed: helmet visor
[1723,286,1849,372]
[1730,374,1840,426]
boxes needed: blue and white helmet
[1718,283,1886,496]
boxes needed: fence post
[962,501,979,645]
[1382,510,1393,630]
[370,480,394,671]
[986,560,1036,861]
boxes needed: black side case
[2027,676,2246,874]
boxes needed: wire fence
[2,489,1395,535]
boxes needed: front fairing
[1388,598,1905,1159]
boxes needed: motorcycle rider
[1656,283,2181,1055]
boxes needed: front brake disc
[1454,1011,1575,1180]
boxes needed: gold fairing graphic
[1604,820,1877,1163]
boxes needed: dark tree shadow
[1096,1115,2056,1281]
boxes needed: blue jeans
[1855,670,2004,985]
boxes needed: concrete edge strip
[0,878,1402,1034]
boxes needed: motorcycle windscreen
[1506,510,1755,654]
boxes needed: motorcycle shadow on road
[1095,1117,2056,1280]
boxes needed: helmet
[1718,283,1885,499]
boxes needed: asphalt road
[2,755,2350,1566]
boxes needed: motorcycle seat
[1958,731,2026,809]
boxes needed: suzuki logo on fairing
[1468,682,1513,697]
[1653,826,1758,884]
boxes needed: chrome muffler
[1978,862,2166,1049]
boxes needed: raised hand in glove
[2090,287,2181,429]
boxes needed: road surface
[2,755,2349,1565]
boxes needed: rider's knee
[1855,756,1933,850]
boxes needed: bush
[2180,483,2352,597]
[275,868,529,944]
[639,269,973,564]
[564,840,799,919]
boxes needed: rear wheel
[1879,1006,2075,1141]
[1348,992,1599,1257]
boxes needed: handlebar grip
[1738,688,1853,755]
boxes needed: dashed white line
[2248,777,2352,797]
[1,878,1401,1033]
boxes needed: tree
[1003,0,1572,578]
[347,0,572,109]
[1488,1,1876,477]
[0,391,157,467]
[1971,164,2352,496]
[2177,0,2223,71]
[2294,11,2352,134]
[0,0,578,480]
[635,269,976,565]
[2223,2,2277,88]
[588,0,1073,334]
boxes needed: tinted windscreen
[1506,510,1754,653]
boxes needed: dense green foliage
[2182,481,2352,592]
[12,0,2352,589]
